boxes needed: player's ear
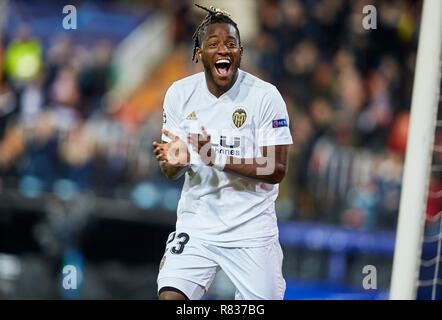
[240,46,243,56]
[196,47,202,61]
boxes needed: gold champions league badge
[232,107,247,129]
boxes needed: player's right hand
[152,130,190,167]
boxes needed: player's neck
[204,70,239,98]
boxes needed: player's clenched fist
[152,130,190,166]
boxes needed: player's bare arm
[223,144,289,184]
[152,130,190,180]
[188,126,289,184]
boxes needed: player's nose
[217,43,229,55]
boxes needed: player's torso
[171,72,280,244]
[177,73,261,159]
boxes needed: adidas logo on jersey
[186,111,198,120]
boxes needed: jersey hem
[178,230,279,248]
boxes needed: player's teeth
[216,59,230,64]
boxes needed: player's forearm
[221,157,287,184]
[160,161,189,180]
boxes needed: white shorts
[157,231,286,300]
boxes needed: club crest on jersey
[232,107,247,129]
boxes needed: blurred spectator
[0,79,16,139]
[388,111,409,155]
[49,66,81,132]
[284,39,319,107]
[59,123,96,190]
[79,40,116,117]
[43,35,74,107]
[4,25,42,94]
[19,111,57,191]
[425,131,442,236]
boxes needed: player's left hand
[152,130,190,166]
[187,126,215,166]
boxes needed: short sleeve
[257,86,293,147]
[161,84,185,142]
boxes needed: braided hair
[192,4,241,63]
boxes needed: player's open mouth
[214,59,231,78]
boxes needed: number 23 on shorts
[165,232,190,255]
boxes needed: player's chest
[179,98,254,133]
[179,98,257,157]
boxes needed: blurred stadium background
[0,0,440,299]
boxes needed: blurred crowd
[0,0,439,232]
[249,0,421,230]
[0,22,165,201]
[253,0,432,231]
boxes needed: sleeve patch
[272,119,287,128]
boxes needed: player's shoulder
[239,70,283,107]
[168,72,204,93]
[239,69,279,95]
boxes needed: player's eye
[208,42,217,48]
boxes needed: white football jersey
[161,69,293,247]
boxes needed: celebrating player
[152,4,293,300]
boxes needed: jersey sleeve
[257,86,293,147]
[161,84,185,142]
